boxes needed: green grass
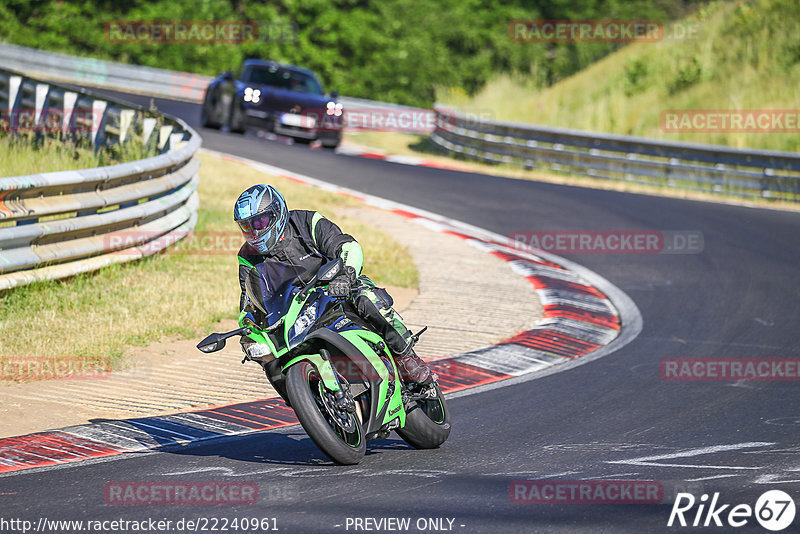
[437,0,800,152]
[0,135,103,176]
[0,134,151,177]
[344,0,800,208]
[0,151,418,379]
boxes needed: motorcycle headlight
[245,343,272,360]
[289,302,318,341]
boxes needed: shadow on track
[87,417,414,466]
[165,431,417,467]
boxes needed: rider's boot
[392,346,436,387]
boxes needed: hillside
[438,0,800,152]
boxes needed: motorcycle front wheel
[286,361,365,465]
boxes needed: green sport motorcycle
[196,258,451,465]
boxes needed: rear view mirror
[197,333,227,353]
[318,258,343,281]
[196,326,250,353]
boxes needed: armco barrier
[0,68,201,291]
[432,107,800,202]
[6,41,796,201]
[0,42,431,129]
[0,41,212,103]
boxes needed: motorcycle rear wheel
[286,361,366,465]
[396,384,451,449]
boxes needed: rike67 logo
[668,490,795,531]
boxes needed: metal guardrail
[0,42,430,130]
[0,68,201,291]
[432,107,800,201]
[0,42,212,103]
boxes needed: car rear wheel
[200,102,221,130]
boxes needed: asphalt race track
[2,90,800,533]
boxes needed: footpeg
[375,418,400,439]
[409,326,428,347]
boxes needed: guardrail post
[7,75,21,113]
[158,125,174,152]
[92,99,108,146]
[119,110,135,143]
[62,91,77,136]
[142,117,157,145]
[34,83,48,125]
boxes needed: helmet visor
[238,205,279,241]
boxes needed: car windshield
[246,66,324,95]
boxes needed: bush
[623,58,649,97]
[667,56,703,95]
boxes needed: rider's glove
[328,266,357,297]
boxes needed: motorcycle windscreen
[244,261,306,327]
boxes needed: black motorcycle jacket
[237,210,363,315]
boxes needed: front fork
[280,350,355,413]
[280,341,405,432]
[281,351,341,391]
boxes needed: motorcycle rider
[233,184,436,399]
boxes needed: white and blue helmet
[234,184,288,254]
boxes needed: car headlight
[289,302,318,341]
[326,101,343,116]
[244,87,261,103]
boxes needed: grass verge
[341,1,798,209]
[0,134,151,178]
[437,0,800,152]
[0,151,418,380]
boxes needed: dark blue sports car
[201,59,343,148]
